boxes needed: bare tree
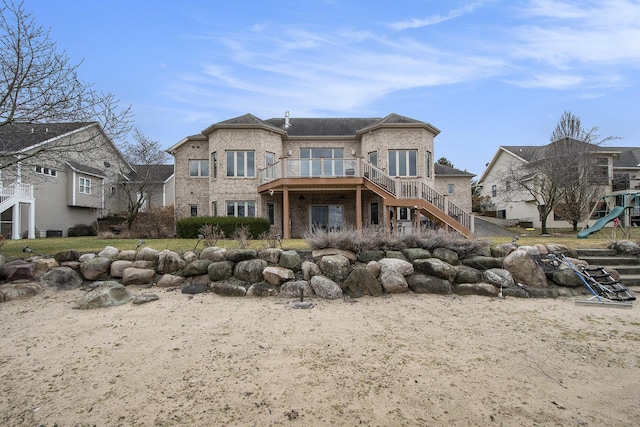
[0,0,131,173]
[503,112,616,234]
[118,128,169,230]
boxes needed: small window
[212,201,217,216]
[35,165,57,177]
[212,152,218,179]
[190,205,198,216]
[491,185,497,197]
[448,184,455,195]
[506,181,511,191]
[426,151,432,178]
[370,202,379,225]
[399,207,409,220]
[79,177,91,194]
[189,159,209,177]
[267,202,275,225]
[110,186,116,196]
[368,151,378,167]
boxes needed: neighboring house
[434,163,475,213]
[120,164,175,212]
[0,122,174,238]
[476,140,639,228]
[168,112,474,239]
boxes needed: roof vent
[283,111,291,129]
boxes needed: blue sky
[25,0,640,176]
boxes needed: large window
[388,150,417,177]
[227,201,256,217]
[79,177,91,194]
[311,205,343,231]
[227,151,255,177]
[301,148,344,177]
[189,159,209,177]
[587,157,609,184]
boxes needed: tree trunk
[572,220,578,232]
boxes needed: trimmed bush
[176,216,270,239]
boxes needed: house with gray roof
[168,112,474,238]
[0,122,174,238]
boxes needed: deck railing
[0,183,34,205]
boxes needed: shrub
[232,225,251,249]
[198,224,224,247]
[68,224,97,237]
[132,205,175,238]
[176,216,270,239]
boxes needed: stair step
[578,256,640,266]
[575,248,618,257]
[619,276,640,287]
[609,265,640,275]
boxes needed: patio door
[311,205,343,231]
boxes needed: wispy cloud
[389,0,493,30]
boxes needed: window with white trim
[227,201,256,217]
[35,166,57,177]
[447,183,455,195]
[79,177,91,194]
[226,151,255,177]
[388,150,417,177]
[189,159,209,177]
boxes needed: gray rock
[200,246,227,262]
[503,249,548,288]
[413,258,456,281]
[482,268,515,288]
[226,249,257,262]
[380,265,409,294]
[262,266,295,285]
[117,250,137,261]
[135,247,159,262]
[258,248,282,264]
[461,256,504,270]
[156,249,186,274]
[181,282,208,294]
[454,265,482,284]
[401,248,432,263]
[357,250,385,263]
[301,261,321,281]
[156,274,186,288]
[310,275,343,299]
[132,260,155,269]
[608,240,640,255]
[342,267,382,297]
[133,294,159,304]
[456,283,499,297]
[549,266,584,287]
[54,250,79,263]
[378,258,414,276]
[312,248,357,262]
[279,250,301,270]
[517,245,540,256]
[79,257,112,281]
[490,243,517,258]
[183,259,213,277]
[122,268,156,286]
[319,254,351,283]
[384,250,408,261]
[99,245,119,260]
[209,280,247,296]
[433,247,459,265]
[280,280,314,298]
[246,282,279,297]
[407,273,452,294]
[366,260,381,278]
[110,260,133,278]
[40,267,83,290]
[208,261,235,281]
[0,282,43,302]
[73,282,133,309]
[182,251,198,263]
[78,253,96,262]
[234,259,268,283]
[0,260,37,282]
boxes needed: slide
[577,206,625,239]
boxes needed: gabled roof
[264,117,378,137]
[0,122,95,152]
[128,164,174,182]
[66,160,106,179]
[434,163,475,177]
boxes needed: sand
[1,287,639,426]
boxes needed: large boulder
[461,256,504,270]
[0,282,43,302]
[183,260,213,277]
[378,258,414,276]
[135,247,158,262]
[549,266,584,287]
[454,265,483,284]
[156,249,186,274]
[110,260,133,278]
[208,261,235,282]
[482,268,515,289]
[209,279,247,297]
[79,257,112,281]
[319,254,351,283]
[122,267,156,286]
[608,240,640,255]
[301,261,321,281]
[40,267,83,290]
[73,281,133,309]
[225,249,257,263]
[310,275,343,299]
[246,282,279,297]
[380,265,409,294]
[503,249,548,288]
[279,250,301,270]
[342,267,382,297]
[413,258,456,282]
[280,280,314,298]
[156,274,186,288]
[401,248,432,263]
[54,250,79,263]
[181,281,209,295]
[312,248,357,262]
[99,246,119,260]
[407,273,452,294]
[456,283,499,297]
[357,250,385,263]
[200,246,227,262]
[234,259,268,283]
[432,247,459,265]
[117,250,137,261]
[262,266,295,285]
[258,248,282,264]
[0,260,37,282]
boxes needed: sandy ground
[1,287,639,427]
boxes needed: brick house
[168,113,474,238]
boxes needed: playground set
[578,190,640,239]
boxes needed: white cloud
[389,0,494,30]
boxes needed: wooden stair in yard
[575,248,640,291]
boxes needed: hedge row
[175,216,271,239]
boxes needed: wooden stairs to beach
[576,248,640,291]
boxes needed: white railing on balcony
[258,158,472,231]
[0,183,34,205]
